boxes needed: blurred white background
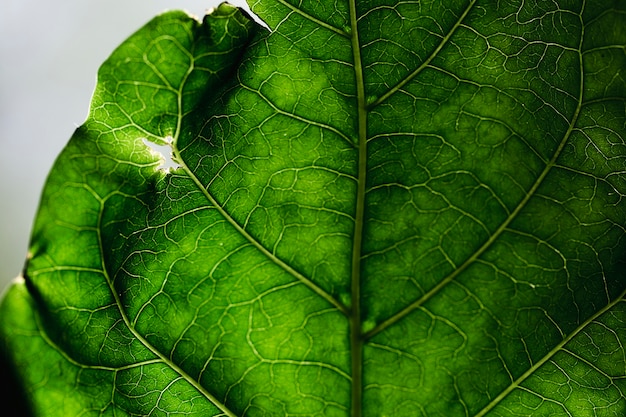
[0,0,254,294]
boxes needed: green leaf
[1,0,625,415]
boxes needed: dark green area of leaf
[1,0,626,416]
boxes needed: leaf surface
[1,1,626,416]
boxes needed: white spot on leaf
[143,137,179,172]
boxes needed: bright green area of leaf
[1,0,626,416]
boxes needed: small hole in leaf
[143,137,179,171]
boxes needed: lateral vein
[365,0,587,340]
[273,0,350,38]
[368,0,477,109]
[473,288,626,417]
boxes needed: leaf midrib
[348,0,368,414]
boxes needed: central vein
[348,0,367,415]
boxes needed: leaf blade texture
[1,0,625,416]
